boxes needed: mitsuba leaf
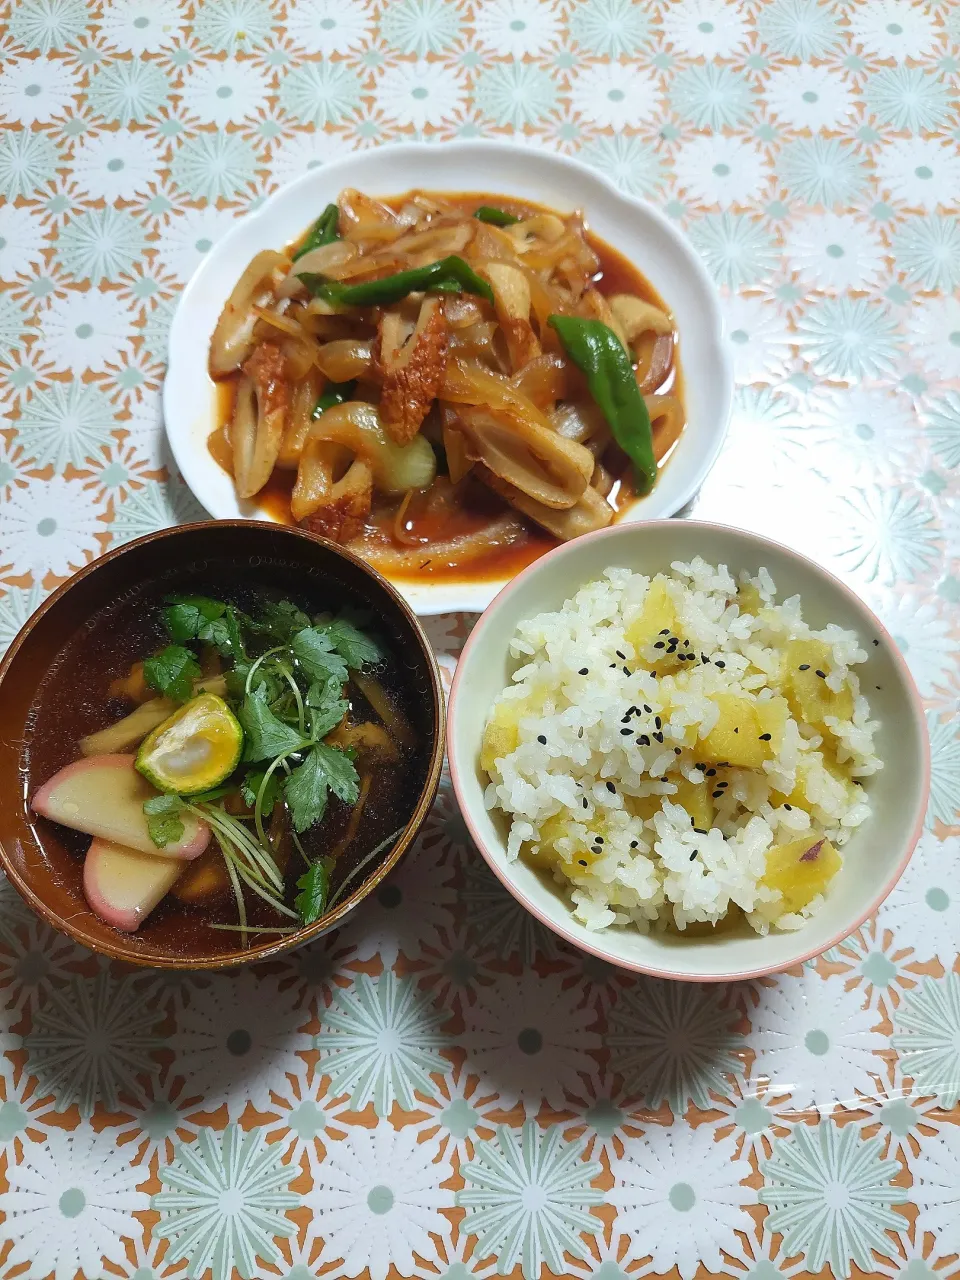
[162,595,226,642]
[238,687,307,763]
[291,627,349,685]
[294,861,329,925]
[318,617,382,669]
[312,743,360,805]
[143,794,185,848]
[143,644,201,703]
[241,768,282,815]
[253,599,311,642]
[283,750,330,833]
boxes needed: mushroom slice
[475,464,614,540]
[210,250,288,377]
[375,297,450,445]
[485,262,541,373]
[233,342,287,499]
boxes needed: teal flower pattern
[86,60,172,124]
[569,0,651,56]
[278,62,364,128]
[760,1122,906,1278]
[109,477,207,543]
[314,971,452,1115]
[0,131,61,200]
[170,133,261,203]
[670,64,754,130]
[864,67,951,133]
[9,0,89,53]
[458,1123,603,1278]
[924,393,960,470]
[580,133,665,199]
[757,0,843,59]
[927,710,960,828]
[688,213,779,289]
[17,380,116,469]
[778,137,868,207]
[893,217,960,293]
[892,973,960,1107]
[797,296,900,379]
[192,0,276,52]
[55,207,147,285]
[154,1126,299,1280]
[380,0,464,54]
[607,977,743,1111]
[474,61,557,127]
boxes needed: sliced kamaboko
[83,838,184,932]
[31,755,210,859]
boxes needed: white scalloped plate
[164,141,733,615]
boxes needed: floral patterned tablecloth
[1,2,959,1279]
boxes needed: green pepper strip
[473,206,520,227]
[312,380,357,419]
[292,204,340,262]
[299,255,494,307]
[548,314,657,494]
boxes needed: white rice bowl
[480,558,880,937]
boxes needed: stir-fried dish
[29,591,416,942]
[208,189,684,580]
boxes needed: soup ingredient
[80,675,229,757]
[31,755,211,859]
[481,559,879,935]
[294,860,330,925]
[83,838,184,932]
[144,644,202,703]
[473,206,520,227]
[548,315,656,493]
[135,694,244,795]
[293,203,339,261]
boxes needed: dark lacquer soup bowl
[0,521,444,969]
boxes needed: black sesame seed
[784,803,793,811]
[623,666,631,677]
[653,732,664,743]
[715,660,725,669]
[596,836,604,844]
[578,727,584,738]
[705,768,717,777]
[616,650,626,660]
[537,734,547,745]
[873,639,879,646]
[620,727,633,736]
[674,747,682,755]
[712,790,723,799]
[643,704,652,713]
[690,850,699,861]
[695,763,706,771]
[630,840,639,849]
[655,716,662,729]
[661,776,669,783]
[582,797,589,809]
[579,667,589,675]
[734,727,739,734]
[798,664,810,671]
[759,732,772,741]
[683,639,690,647]
[639,735,650,746]
[659,629,670,636]
[606,781,616,793]
[717,781,729,789]
[591,847,601,856]
[694,827,707,834]
[815,669,826,679]
[578,859,588,867]
[701,653,709,663]
[609,662,617,668]
[654,641,665,649]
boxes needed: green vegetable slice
[548,314,657,494]
[312,380,357,419]
[299,255,494,307]
[292,203,339,262]
[473,205,520,227]
[136,694,244,795]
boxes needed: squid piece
[475,464,614,540]
[209,250,288,377]
[232,342,287,499]
[375,297,449,445]
[485,262,541,373]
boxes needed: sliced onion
[316,338,374,382]
[475,463,614,541]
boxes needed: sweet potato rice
[481,558,881,935]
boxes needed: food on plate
[29,589,418,939]
[207,188,684,581]
[480,558,880,935]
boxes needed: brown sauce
[209,190,684,585]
